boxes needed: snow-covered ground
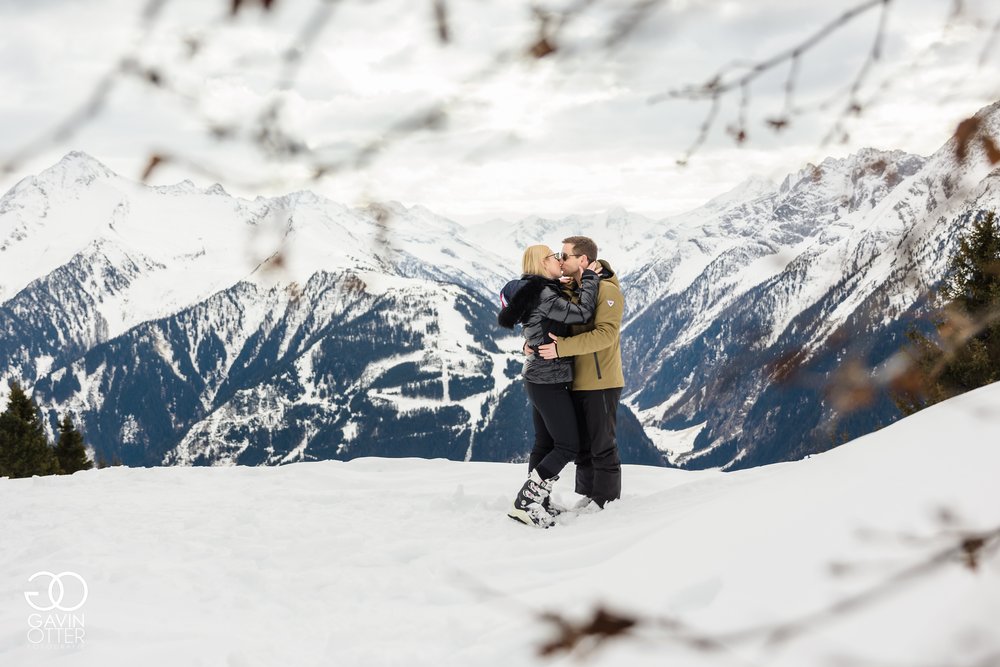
[2,384,999,667]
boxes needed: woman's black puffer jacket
[497,269,599,384]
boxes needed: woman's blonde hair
[522,245,553,277]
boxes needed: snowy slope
[1,382,997,667]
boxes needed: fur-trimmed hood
[497,274,554,329]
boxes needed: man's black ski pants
[572,387,622,506]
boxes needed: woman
[497,245,600,528]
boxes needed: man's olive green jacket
[557,259,625,390]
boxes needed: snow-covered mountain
[465,206,666,277]
[620,102,1000,468]
[0,152,663,467]
[3,101,1000,469]
[470,102,1000,469]
[2,381,997,666]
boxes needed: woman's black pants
[525,381,579,481]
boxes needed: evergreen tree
[95,451,123,469]
[0,382,60,478]
[54,414,93,474]
[940,210,1000,312]
[894,210,1000,414]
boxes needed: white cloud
[1,0,998,224]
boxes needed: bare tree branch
[650,0,890,163]
[0,0,173,177]
[536,524,1000,661]
[821,0,892,146]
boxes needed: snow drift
[1,382,997,666]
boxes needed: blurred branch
[654,0,1000,165]
[432,0,450,44]
[1,0,993,192]
[844,2,1000,151]
[652,0,891,164]
[0,0,679,191]
[602,0,665,49]
[730,524,1000,646]
[0,0,173,178]
[136,0,678,189]
[276,0,342,91]
[231,0,278,15]
[820,0,892,146]
[980,15,1000,66]
[537,523,1000,660]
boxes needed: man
[538,236,624,510]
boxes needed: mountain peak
[37,151,118,187]
[818,147,924,173]
[604,205,630,221]
[705,174,777,209]
[151,179,200,195]
[56,151,116,175]
[972,98,1000,121]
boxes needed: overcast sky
[1,0,998,224]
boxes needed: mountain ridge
[4,100,1000,469]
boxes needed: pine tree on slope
[0,382,60,478]
[894,210,1000,415]
[55,414,93,474]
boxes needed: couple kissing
[498,236,625,528]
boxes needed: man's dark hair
[562,236,598,262]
